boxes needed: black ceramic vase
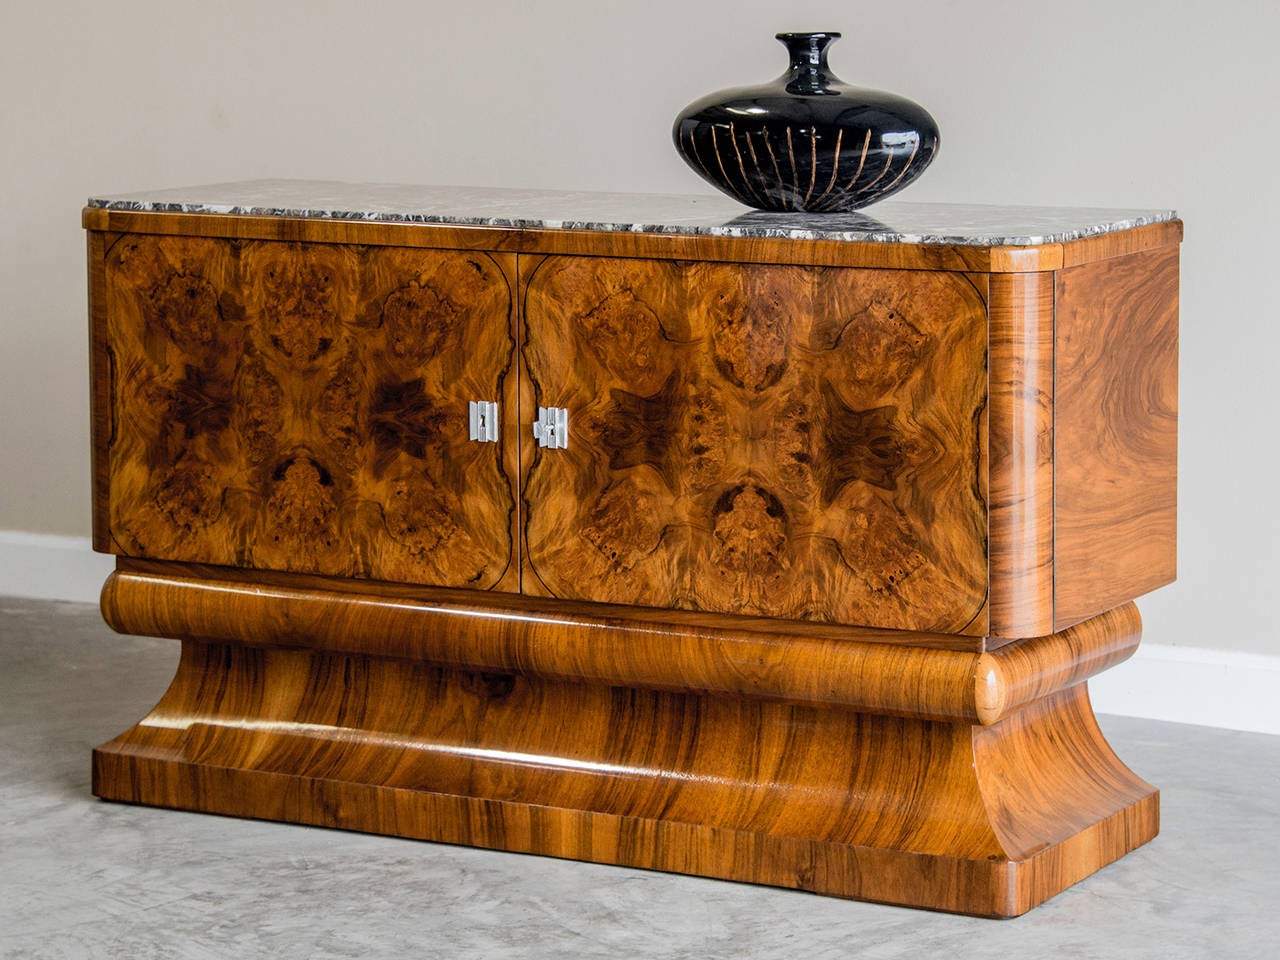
[673,32,939,213]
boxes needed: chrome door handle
[469,400,499,443]
[532,406,568,449]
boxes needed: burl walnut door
[101,235,516,589]
[521,255,988,634]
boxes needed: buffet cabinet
[84,186,1180,917]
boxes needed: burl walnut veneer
[83,183,1180,917]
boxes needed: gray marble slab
[88,179,1177,247]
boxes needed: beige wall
[2,0,1276,653]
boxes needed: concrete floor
[2,596,1277,960]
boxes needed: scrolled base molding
[93,563,1159,917]
[0,534,1272,734]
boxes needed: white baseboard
[1,529,1276,735]
[1089,642,1280,736]
[0,530,115,605]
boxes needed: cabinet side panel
[1054,246,1178,628]
[988,272,1055,639]
[87,231,114,553]
[523,256,988,634]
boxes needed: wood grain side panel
[103,235,517,590]
[87,231,113,553]
[1054,245,1179,627]
[1057,220,1184,269]
[987,272,1055,639]
[522,256,988,634]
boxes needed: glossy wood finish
[987,272,1056,638]
[101,562,1140,725]
[117,555,990,654]
[82,207,1183,274]
[85,220,1183,637]
[522,255,988,633]
[1054,245,1179,628]
[85,204,1180,916]
[86,230,112,553]
[1056,220,1183,269]
[98,234,518,590]
[93,567,1156,918]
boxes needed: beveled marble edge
[87,180,1178,247]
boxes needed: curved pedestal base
[92,564,1158,918]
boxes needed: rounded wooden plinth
[92,563,1158,917]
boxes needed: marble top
[88,180,1177,247]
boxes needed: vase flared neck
[776,32,841,95]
